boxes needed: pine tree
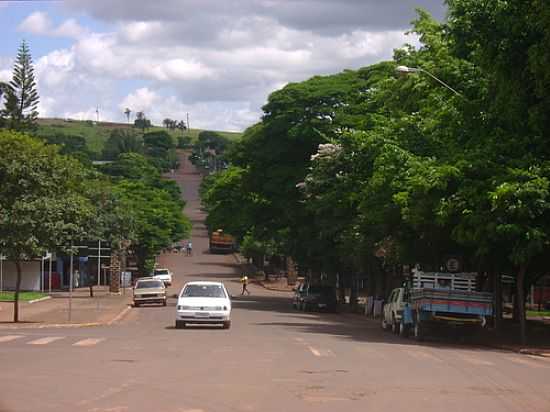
[2,40,40,130]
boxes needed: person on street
[186,241,193,256]
[240,274,250,295]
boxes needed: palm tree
[124,108,132,124]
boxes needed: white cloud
[8,2,443,131]
[18,11,86,39]
[119,88,159,113]
[18,11,51,35]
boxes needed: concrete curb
[28,296,52,304]
[0,304,133,330]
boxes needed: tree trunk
[517,263,528,345]
[13,260,22,323]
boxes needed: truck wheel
[413,323,423,341]
[399,320,408,338]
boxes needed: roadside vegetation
[0,41,192,322]
[200,3,550,344]
[0,292,48,302]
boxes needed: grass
[0,291,49,302]
[36,118,243,156]
[527,310,550,317]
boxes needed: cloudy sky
[0,0,446,132]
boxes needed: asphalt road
[1,153,549,412]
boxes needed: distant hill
[35,118,242,155]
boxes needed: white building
[0,260,41,291]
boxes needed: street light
[396,65,464,98]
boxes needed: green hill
[35,118,242,156]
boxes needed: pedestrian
[240,274,250,295]
[186,241,193,256]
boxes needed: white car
[176,281,231,329]
[152,268,173,286]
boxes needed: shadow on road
[231,292,514,352]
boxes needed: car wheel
[391,315,399,334]
[223,321,231,329]
[175,320,185,329]
[162,300,167,307]
[134,302,140,308]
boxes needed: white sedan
[175,281,232,329]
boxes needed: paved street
[1,153,549,412]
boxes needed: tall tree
[0,130,95,322]
[2,40,39,131]
[124,108,132,124]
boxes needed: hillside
[35,118,242,155]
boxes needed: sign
[446,257,461,273]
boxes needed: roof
[184,281,224,286]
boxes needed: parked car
[176,281,232,329]
[152,268,173,286]
[133,278,167,307]
[294,283,338,312]
[381,287,407,335]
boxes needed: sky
[0,0,446,132]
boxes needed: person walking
[240,274,250,295]
[186,241,193,256]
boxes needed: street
[1,153,549,412]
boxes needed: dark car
[294,284,338,312]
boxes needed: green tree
[0,130,95,322]
[102,129,143,160]
[2,40,39,131]
[134,112,151,131]
[124,108,132,124]
[113,180,190,274]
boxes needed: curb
[0,304,133,330]
[28,296,52,304]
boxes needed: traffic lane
[1,288,549,412]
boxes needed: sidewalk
[0,286,132,328]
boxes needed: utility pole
[97,239,101,286]
[48,252,52,294]
[186,112,190,134]
[96,105,100,122]
[68,242,73,322]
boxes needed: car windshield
[181,284,226,298]
[154,269,169,275]
[136,280,163,289]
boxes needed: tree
[134,111,151,131]
[113,179,190,274]
[124,108,132,124]
[0,130,95,322]
[2,40,39,131]
[0,81,7,127]
[102,129,143,160]
[176,120,187,134]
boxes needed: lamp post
[0,254,5,293]
[396,65,464,97]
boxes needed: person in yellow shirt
[240,274,250,295]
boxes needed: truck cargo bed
[410,288,493,316]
